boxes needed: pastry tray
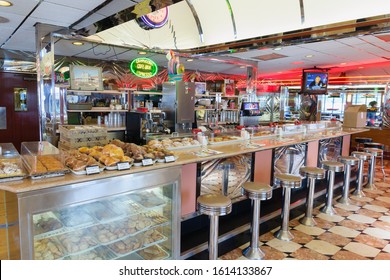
[53,206,96,228]
[137,244,170,260]
[129,192,167,208]
[34,236,67,260]
[63,245,116,260]
[70,165,105,175]
[33,212,66,239]
[166,144,201,150]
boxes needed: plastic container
[21,141,68,178]
[0,143,26,181]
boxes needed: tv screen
[302,72,328,94]
[242,102,259,110]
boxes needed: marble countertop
[0,128,366,194]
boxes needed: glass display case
[0,143,26,182]
[15,167,180,260]
[21,141,67,179]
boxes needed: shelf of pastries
[0,143,26,182]
[21,141,68,179]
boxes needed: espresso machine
[126,111,170,144]
[239,102,264,127]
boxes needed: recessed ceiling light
[305,54,314,58]
[358,66,364,69]
[186,59,194,62]
[273,47,282,51]
[138,51,147,55]
[0,1,13,7]
[72,41,84,46]
[340,62,347,65]
[239,66,246,68]
[277,71,282,73]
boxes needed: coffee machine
[126,111,170,144]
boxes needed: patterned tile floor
[221,161,390,260]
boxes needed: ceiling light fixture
[340,62,347,65]
[138,51,147,55]
[305,54,314,58]
[273,47,282,51]
[186,59,194,62]
[239,66,246,68]
[72,41,84,46]
[0,1,12,7]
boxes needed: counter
[0,127,366,260]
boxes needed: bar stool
[320,161,344,215]
[363,147,383,190]
[354,137,372,151]
[241,182,272,260]
[337,156,359,205]
[286,147,300,174]
[197,194,232,260]
[299,166,326,227]
[351,151,371,198]
[364,142,386,180]
[273,173,302,241]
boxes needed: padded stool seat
[242,182,273,200]
[241,182,272,259]
[299,167,325,226]
[351,151,371,198]
[355,137,372,151]
[320,161,344,215]
[337,156,359,205]
[274,173,302,241]
[197,194,232,260]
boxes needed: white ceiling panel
[96,0,137,17]
[31,2,90,26]
[2,29,36,51]
[72,13,107,30]
[44,0,106,11]
[0,11,25,28]
[0,0,39,16]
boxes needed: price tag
[142,158,154,166]
[117,162,130,170]
[86,165,100,175]
[164,156,176,163]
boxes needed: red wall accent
[0,72,39,151]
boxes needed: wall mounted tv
[301,71,328,94]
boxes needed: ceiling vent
[252,53,287,61]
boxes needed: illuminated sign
[130,57,158,78]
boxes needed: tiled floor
[221,161,390,260]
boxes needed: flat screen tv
[301,71,328,94]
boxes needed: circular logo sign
[130,57,158,78]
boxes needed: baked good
[108,236,142,255]
[57,230,98,254]
[102,144,124,158]
[138,245,168,260]
[34,237,66,260]
[34,215,63,235]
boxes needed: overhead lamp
[72,41,84,46]
[0,1,12,7]
[273,47,283,51]
[340,62,347,65]
[186,59,194,62]
[305,54,314,58]
[138,51,147,55]
[239,66,246,68]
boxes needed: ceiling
[1,0,390,82]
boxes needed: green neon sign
[130,57,158,78]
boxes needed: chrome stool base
[320,204,337,215]
[337,196,353,205]
[352,189,365,198]
[299,216,316,227]
[274,229,294,241]
[363,182,377,190]
[242,246,265,260]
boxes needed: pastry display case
[0,143,26,182]
[15,166,180,260]
[21,141,68,179]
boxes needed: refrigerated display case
[14,167,180,260]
